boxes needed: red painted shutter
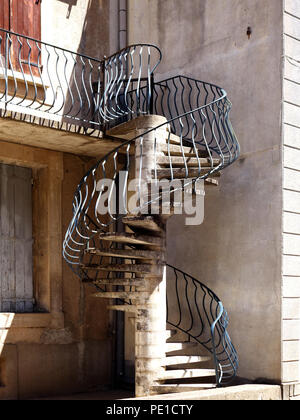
[10,0,41,75]
[0,0,10,57]
[0,0,10,30]
[10,0,41,40]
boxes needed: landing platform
[0,109,124,157]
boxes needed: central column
[133,116,168,397]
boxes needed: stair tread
[165,133,209,150]
[83,277,146,286]
[86,247,161,260]
[205,178,219,186]
[123,216,165,234]
[154,168,220,179]
[92,291,148,300]
[161,144,209,157]
[166,342,199,352]
[162,356,211,366]
[107,305,137,312]
[99,232,163,248]
[157,156,220,168]
[158,369,215,380]
[81,263,161,275]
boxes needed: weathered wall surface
[42,0,119,59]
[128,0,283,382]
[282,0,300,396]
[0,144,112,400]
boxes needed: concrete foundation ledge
[124,385,282,401]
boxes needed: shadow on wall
[57,0,78,19]
[56,0,110,58]
[57,0,112,129]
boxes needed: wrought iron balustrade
[0,28,161,134]
[166,265,238,385]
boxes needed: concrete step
[151,383,217,394]
[165,133,208,151]
[154,168,220,180]
[161,144,209,158]
[99,232,163,249]
[166,333,192,343]
[82,277,146,287]
[157,369,215,381]
[164,132,186,145]
[157,156,220,168]
[91,291,148,300]
[162,356,211,367]
[205,178,219,186]
[81,264,161,276]
[85,247,161,261]
[122,216,165,235]
[166,342,199,354]
[107,305,137,312]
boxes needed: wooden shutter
[0,0,10,30]
[0,163,34,313]
[10,0,41,75]
[0,0,10,58]
[10,0,41,40]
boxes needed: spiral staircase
[63,44,240,396]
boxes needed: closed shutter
[0,163,34,313]
[10,0,41,41]
[0,0,10,30]
[0,0,10,58]
[0,0,42,76]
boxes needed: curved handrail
[166,264,238,386]
[100,44,162,128]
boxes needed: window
[0,163,34,313]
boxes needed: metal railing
[0,28,161,134]
[80,256,239,386]
[63,74,239,267]
[141,75,240,163]
[100,44,161,130]
[166,265,238,385]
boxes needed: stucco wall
[128,0,284,382]
[41,0,118,59]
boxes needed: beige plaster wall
[128,0,284,382]
[41,0,118,59]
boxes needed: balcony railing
[0,28,161,136]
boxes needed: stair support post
[135,268,166,397]
[133,116,168,397]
